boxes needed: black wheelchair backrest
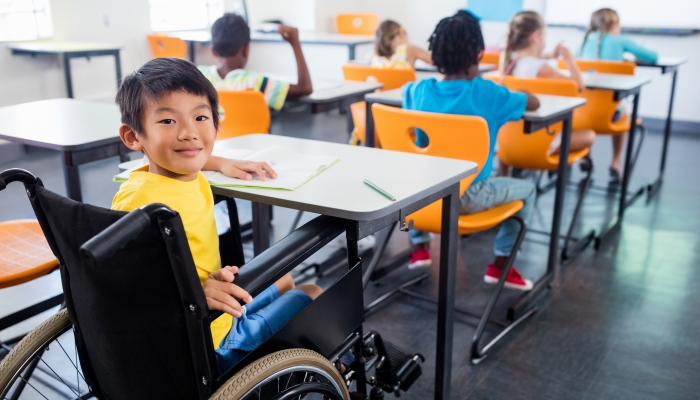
[22,176,217,400]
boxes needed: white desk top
[0,99,121,151]
[364,89,586,121]
[302,81,383,103]
[7,41,122,54]
[211,134,477,220]
[170,30,374,45]
[582,72,652,92]
[637,56,687,68]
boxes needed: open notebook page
[204,146,338,191]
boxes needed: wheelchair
[0,168,424,399]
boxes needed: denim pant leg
[409,229,432,246]
[460,177,536,257]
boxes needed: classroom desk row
[171,30,375,62]
[0,55,686,400]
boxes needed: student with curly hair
[403,10,539,290]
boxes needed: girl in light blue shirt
[580,8,658,63]
[579,8,658,182]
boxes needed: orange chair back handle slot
[335,13,380,35]
[147,35,188,59]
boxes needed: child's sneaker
[408,248,432,269]
[483,264,533,291]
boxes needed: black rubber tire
[210,348,350,400]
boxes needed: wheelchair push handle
[80,204,177,266]
[0,168,40,191]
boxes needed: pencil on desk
[364,179,395,201]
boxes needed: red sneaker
[483,264,533,291]
[408,248,432,269]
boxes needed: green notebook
[114,146,338,191]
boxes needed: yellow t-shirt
[111,166,232,349]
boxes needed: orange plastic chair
[485,76,595,260]
[217,90,271,140]
[371,103,531,363]
[342,64,416,145]
[481,51,500,65]
[147,34,187,59]
[335,13,379,35]
[0,220,58,288]
[558,59,639,135]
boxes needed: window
[149,0,226,32]
[0,0,53,41]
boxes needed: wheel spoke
[38,357,80,397]
[16,375,50,400]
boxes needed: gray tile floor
[1,103,698,399]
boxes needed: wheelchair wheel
[0,308,94,399]
[211,348,350,400]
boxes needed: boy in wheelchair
[112,57,323,372]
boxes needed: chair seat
[0,220,58,289]
[546,147,590,170]
[458,200,524,235]
[598,115,643,135]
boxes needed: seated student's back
[199,13,313,111]
[580,8,657,63]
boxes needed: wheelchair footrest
[378,340,424,392]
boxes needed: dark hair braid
[429,10,484,75]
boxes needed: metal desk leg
[63,54,74,99]
[251,202,271,256]
[648,69,678,200]
[62,152,82,202]
[349,44,356,61]
[346,226,367,395]
[114,50,122,88]
[365,101,375,147]
[434,183,459,400]
[188,41,196,63]
[596,93,640,250]
[508,116,571,318]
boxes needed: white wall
[0,0,152,106]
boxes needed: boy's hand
[278,25,300,46]
[219,159,277,182]
[204,266,253,318]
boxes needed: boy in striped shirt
[199,13,312,111]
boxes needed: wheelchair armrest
[209,214,346,321]
[80,204,178,266]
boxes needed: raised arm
[407,44,433,66]
[537,45,585,92]
[621,35,658,64]
[278,25,313,97]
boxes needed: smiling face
[119,91,217,182]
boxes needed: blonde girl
[371,20,432,69]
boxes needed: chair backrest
[371,104,489,233]
[342,64,416,91]
[335,13,379,35]
[147,34,188,59]
[557,59,633,133]
[217,90,271,139]
[481,51,500,65]
[558,58,636,75]
[485,76,579,170]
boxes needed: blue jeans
[410,177,535,257]
[214,285,312,372]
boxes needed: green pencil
[364,179,395,201]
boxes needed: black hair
[115,57,219,134]
[211,13,250,57]
[429,10,485,75]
